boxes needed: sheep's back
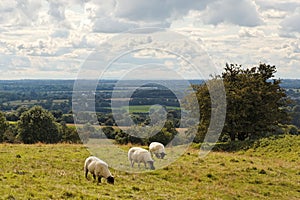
[84,156,98,171]
[149,142,164,153]
[132,149,153,162]
[128,147,144,160]
[94,161,112,178]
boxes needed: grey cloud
[255,0,300,12]
[92,17,138,33]
[114,0,209,22]
[48,1,66,21]
[280,8,300,33]
[51,29,70,38]
[85,0,210,32]
[0,0,42,26]
[0,54,31,71]
[199,0,263,27]
[114,0,263,28]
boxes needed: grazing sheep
[128,147,155,170]
[149,142,166,159]
[84,156,114,184]
[127,147,144,156]
[127,147,144,167]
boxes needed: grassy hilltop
[0,135,299,200]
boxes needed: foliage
[0,111,9,142]
[185,63,290,142]
[289,105,300,128]
[17,106,61,144]
[2,123,19,143]
[114,120,178,145]
[102,126,117,139]
[59,121,81,143]
[222,63,290,141]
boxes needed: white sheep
[149,142,166,159]
[84,156,114,184]
[128,147,155,170]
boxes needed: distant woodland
[0,63,300,145]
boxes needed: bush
[102,126,117,139]
[17,106,61,144]
[288,125,299,135]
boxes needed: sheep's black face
[160,152,166,159]
[107,176,114,184]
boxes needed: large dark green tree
[186,63,290,142]
[0,111,9,142]
[17,106,61,144]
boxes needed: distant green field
[0,135,299,199]
[4,100,40,106]
[5,99,68,106]
[127,105,180,113]
[110,105,181,113]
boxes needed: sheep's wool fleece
[85,156,112,179]
[131,149,153,162]
[87,159,112,179]
[149,142,165,153]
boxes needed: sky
[0,0,300,80]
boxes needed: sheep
[149,142,166,159]
[84,156,114,184]
[128,147,155,170]
[127,147,145,167]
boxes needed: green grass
[0,135,299,199]
[127,105,180,113]
[4,99,68,106]
[4,100,40,106]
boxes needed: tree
[222,63,289,140]
[291,105,300,128]
[17,106,60,144]
[59,121,81,143]
[0,111,9,143]
[185,63,290,142]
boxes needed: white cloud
[255,0,300,12]
[238,28,265,38]
[280,7,300,33]
[92,17,138,33]
[114,0,208,22]
[0,0,300,79]
[198,0,263,27]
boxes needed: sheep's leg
[144,161,147,169]
[85,169,88,179]
[131,160,134,168]
[138,162,140,169]
[93,174,96,180]
[98,176,102,183]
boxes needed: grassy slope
[0,135,299,200]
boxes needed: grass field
[4,99,68,106]
[116,105,180,113]
[0,135,299,199]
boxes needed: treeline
[0,106,81,144]
[0,106,181,145]
[0,64,300,146]
[0,80,181,112]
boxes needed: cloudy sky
[0,0,300,79]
